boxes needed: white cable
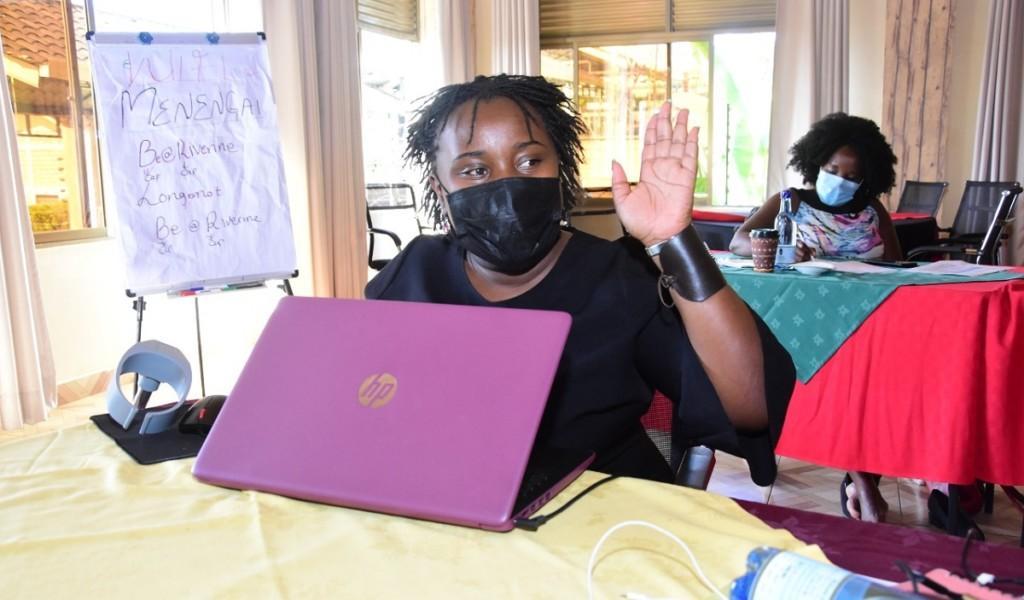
[586,520,729,600]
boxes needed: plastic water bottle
[774,191,798,266]
[730,547,919,599]
[774,190,795,246]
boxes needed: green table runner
[723,267,1024,382]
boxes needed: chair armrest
[368,227,402,250]
[907,242,977,261]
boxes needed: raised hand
[610,102,699,248]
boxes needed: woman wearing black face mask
[366,74,794,483]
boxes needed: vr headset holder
[106,340,192,434]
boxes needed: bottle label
[749,552,849,599]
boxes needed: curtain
[491,0,540,75]
[765,0,849,197]
[264,0,368,298]
[0,34,57,429]
[441,0,475,84]
[971,0,1024,265]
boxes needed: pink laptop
[193,296,593,531]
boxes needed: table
[690,211,939,254]
[774,276,1024,487]
[6,424,1021,598]
[742,501,1024,594]
[0,424,822,599]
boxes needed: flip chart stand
[128,271,297,397]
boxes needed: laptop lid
[193,296,573,530]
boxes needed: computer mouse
[178,395,227,435]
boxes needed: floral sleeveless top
[791,197,884,258]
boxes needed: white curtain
[491,0,540,76]
[765,0,849,197]
[441,0,476,84]
[971,0,1024,265]
[0,34,57,429]
[263,0,368,298]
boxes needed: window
[540,0,775,206]
[358,1,441,205]
[0,0,261,243]
[2,0,99,239]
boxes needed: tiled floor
[3,395,1021,547]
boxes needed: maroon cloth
[777,277,1024,485]
[739,500,1024,594]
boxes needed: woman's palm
[611,103,699,247]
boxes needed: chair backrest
[896,180,947,216]
[951,181,1021,236]
[566,187,625,240]
[975,183,1023,265]
[565,207,625,240]
[366,183,424,268]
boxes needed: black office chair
[640,391,783,490]
[907,181,1022,265]
[565,186,627,240]
[895,180,947,216]
[366,183,429,270]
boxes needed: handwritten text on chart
[155,211,264,254]
[138,137,239,168]
[90,40,296,291]
[121,87,262,129]
[121,49,261,86]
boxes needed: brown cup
[750,229,779,272]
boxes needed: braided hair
[787,112,897,202]
[404,74,587,228]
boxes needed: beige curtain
[441,0,476,84]
[491,0,540,75]
[766,0,849,197]
[264,0,368,299]
[0,34,57,429]
[971,0,1024,264]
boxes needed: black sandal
[928,489,985,540]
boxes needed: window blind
[672,0,775,34]
[540,0,667,39]
[540,0,775,40]
[358,0,419,41]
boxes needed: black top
[365,231,794,484]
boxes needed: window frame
[5,0,109,245]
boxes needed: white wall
[942,0,990,227]
[37,11,315,396]
[848,0,885,124]
[847,0,991,227]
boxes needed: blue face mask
[815,170,861,207]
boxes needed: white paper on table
[907,260,1015,276]
[812,260,900,274]
[716,257,755,269]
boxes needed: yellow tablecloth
[0,424,825,599]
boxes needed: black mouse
[178,395,227,435]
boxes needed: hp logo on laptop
[358,373,398,409]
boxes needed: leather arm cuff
[656,225,727,303]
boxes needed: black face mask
[443,177,563,275]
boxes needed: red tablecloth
[889,211,932,221]
[777,277,1024,485]
[692,208,747,222]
